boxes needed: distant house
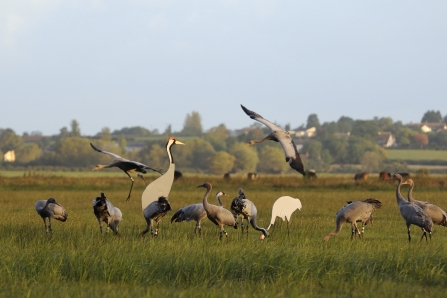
[376,132,396,148]
[293,127,317,138]
[407,122,447,133]
[3,150,15,162]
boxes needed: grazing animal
[304,169,317,179]
[324,198,382,241]
[174,170,183,181]
[90,143,162,201]
[247,172,258,180]
[379,171,391,181]
[35,198,68,233]
[139,196,172,237]
[141,137,184,211]
[403,179,447,226]
[171,191,227,234]
[240,104,305,175]
[198,182,237,240]
[223,173,231,180]
[92,192,122,235]
[399,172,410,180]
[230,188,269,237]
[267,196,302,232]
[354,172,368,184]
[392,174,433,242]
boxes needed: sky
[1,1,446,136]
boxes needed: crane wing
[240,104,283,132]
[90,143,125,161]
[276,134,304,175]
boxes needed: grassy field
[386,149,447,161]
[1,174,447,297]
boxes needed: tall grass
[1,175,447,297]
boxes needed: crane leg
[48,218,53,233]
[43,218,48,233]
[407,225,411,242]
[286,219,290,238]
[138,173,148,185]
[126,175,135,201]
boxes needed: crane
[35,198,68,233]
[92,192,122,235]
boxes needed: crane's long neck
[202,185,212,213]
[395,178,406,205]
[166,142,174,164]
[407,183,414,202]
[249,217,269,237]
[323,215,346,241]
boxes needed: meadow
[386,149,447,161]
[1,173,447,297]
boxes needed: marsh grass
[1,175,447,297]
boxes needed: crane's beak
[175,140,185,145]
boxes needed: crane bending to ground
[90,143,162,201]
[35,198,68,233]
[323,198,382,241]
[403,178,447,227]
[92,192,122,235]
[197,182,237,240]
[391,174,433,242]
[230,188,269,238]
[267,196,302,235]
[240,104,305,175]
[140,138,184,237]
[171,191,227,234]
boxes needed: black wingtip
[90,143,100,152]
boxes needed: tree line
[1,110,447,174]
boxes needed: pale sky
[1,1,446,136]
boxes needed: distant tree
[361,151,384,172]
[181,111,203,136]
[205,124,230,151]
[15,143,41,163]
[257,145,289,173]
[414,134,429,148]
[163,124,172,136]
[51,137,99,167]
[306,114,320,129]
[70,120,81,137]
[421,110,442,123]
[229,142,259,173]
[112,126,154,137]
[337,116,354,133]
[302,140,322,159]
[138,143,168,170]
[0,129,23,153]
[395,127,418,148]
[444,114,447,124]
[350,120,380,140]
[285,123,291,131]
[208,151,235,174]
[118,135,127,152]
[175,138,214,171]
[100,127,112,141]
[59,127,69,139]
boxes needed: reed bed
[1,174,447,297]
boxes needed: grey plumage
[324,198,382,241]
[403,178,447,227]
[170,191,227,234]
[35,198,68,233]
[392,174,433,242]
[240,104,304,175]
[198,182,237,239]
[230,188,269,237]
[90,142,162,201]
[139,196,172,237]
[92,192,122,235]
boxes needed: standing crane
[267,196,302,234]
[392,174,433,242]
[35,198,68,233]
[139,196,172,237]
[197,182,237,240]
[92,192,122,235]
[240,104,304,175]
[230,188,269,238]
[323,198,382,241]
[140,137,184,237]
[171,191,227,234]
[403,178,447,226]
[90,143,162,201]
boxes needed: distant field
[1,175,447,297]
[386,149,447,161]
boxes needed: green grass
[1,175,447,297]
[386,149,447,161]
